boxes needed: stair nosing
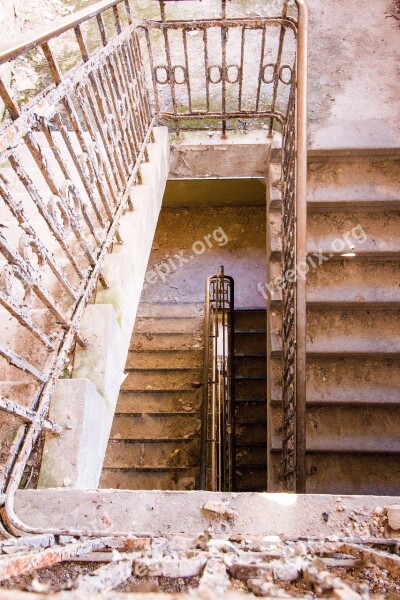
[102,466,197,472]
[114,411,201,417]
[109,437,200,443]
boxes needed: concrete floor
[140,188,267,309]
[307,0,400,151]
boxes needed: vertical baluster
[238,26,245,112]
[95,64,130,177]
[0,174,78,302]
[53,106,107,226]
[100,59,134,171]
[17,135,103,263]
[8,155,85,280]
[88,71,127,187]
[133,32,154,135]
[120,39,149,179]
[74,86,120,206]
[96,13,108,47]
[41,42,62,85]
[144,28,160,113]
[74,24,89,62]
[269,0,289,136]
[203,28,210,114]
[61,96,114,221]
[256,26,266,113]
[113,4,122,35]
[126,37,150,153]
[117,44,141,158]
[0,78,20,120]
[124,0,132,25]
[108,48,139,166]
[159,0,179,137]
[82,77,123,192]
[128,36,150,136]
[182,29,192,113]
[221,0,227,138]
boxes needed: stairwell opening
[100,176,268,492]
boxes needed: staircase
[234,309,267,492]
[100,303,204,490]
[269,157,400,494]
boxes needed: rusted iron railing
[0,0,155,536]
[280,1,308,493]
[0,0,307,551]
[201,267,235,492]
[140,0,300,138]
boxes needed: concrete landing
[308,0,400,153]
[13,490,400,538]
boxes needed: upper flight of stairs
[234,309,267,492]
[268,157,400,495]
[100,303,204,490]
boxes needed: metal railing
[0,0,155,537]
[0,0,307,543]
[140,0,301,138]
[201,267,235,492]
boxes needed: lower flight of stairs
[100,303,204,490]
[234,309,267,492]
[268,157,400,495]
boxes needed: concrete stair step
[126,350,202,370]
[308,199,400,212]
[122,369,202,392]
[307,160,400,204]
[270,309,400,356]
[135,317,203,334]
[103,439,200,469]
[270,210,400,257]
[271,356,400,406]
[305,454,400,495]
[307,309,400,355]
[307,258,400,304]
[234,309,265,332]
[235,377,266,401]
[236,422,267,445]
[234,332,266,354]
[270,258,400,304]
[100,468,198,490]
[110,413,201,440]
[236,446,267,468]
[236,401,266,425]
[236,467,266,491]
[307,357,400,406]
[130,332,203,352]
[136,303,204,318]
[271,404,400,453]
[268,453,400,495]
[117,390,202,413]
[234,355,266,378]
[308,210,400,256]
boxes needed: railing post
[294,0,308,493]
